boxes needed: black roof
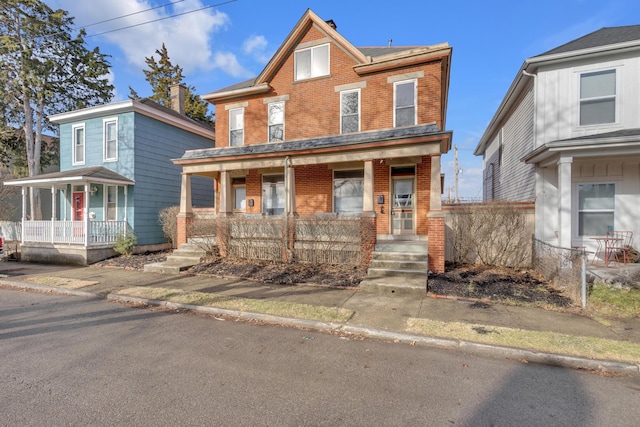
[537,25,640,57]
[179,123,443,161]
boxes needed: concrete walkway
[1,261,639,374]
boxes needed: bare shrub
[0,169,19,220]
[294,214,365,266]
[158,206,179,248]
[449,203,532,268]
[187,215,219,257]
[227,215,284,261]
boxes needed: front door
[73,192,84,221]
[391,177,415,235]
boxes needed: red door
[73,192,84,221]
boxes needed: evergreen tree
[0,0,113,219]
[130,43,214,126]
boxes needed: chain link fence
[532,238,587,307]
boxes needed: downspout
[284,156,294,262]
[522,69,537,147]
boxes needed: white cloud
[55,0,229,74]
[242,35,270,64]
[213,51,253,78]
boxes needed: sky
[45,0,640,200]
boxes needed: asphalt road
[1,289,639,426]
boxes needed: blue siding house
[5,85,215,264]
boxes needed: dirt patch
[428,263,574,308]
[92,252,573,307]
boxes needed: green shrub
[114,231,137,256]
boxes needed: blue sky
[46,0,640,199]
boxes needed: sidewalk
[1,261,639,373]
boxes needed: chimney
[325,19,337,30]
[170,83,186,115]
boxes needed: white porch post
[180,173,192,215]
[51,186,56,244]
[124,186,128,223]
[219,170,231,214]
[430,155,442,211]
[363,160,374,212]
[84,183,90,246]
[21,187,26,244]
[558,156,573,248]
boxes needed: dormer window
[295,43,329,80]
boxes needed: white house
[474,25,640,256]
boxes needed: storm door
[391,166,415,235]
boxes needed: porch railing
[22,220,129,246]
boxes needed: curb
[2,280,639,375]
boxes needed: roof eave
[202,83,271,103]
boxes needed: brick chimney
[325,19,337,30]
[170,84,186,115]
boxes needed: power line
[85,0,237,39]
[76,0,187,30]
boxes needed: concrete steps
[360,237,428,295]
[144,242,206,274]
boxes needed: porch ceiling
[4,166,135,188]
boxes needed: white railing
[22,220,128,246]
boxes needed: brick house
[173,9,452,272]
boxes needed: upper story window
[394,80,417,127]
[103,119,118,161]
[229,108,244,146]
[580,69,616,126]
[72,124,85,165]
[340,89,360,134]
[268,102,284,142]
[295,43,329,81]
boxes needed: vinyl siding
[131,114,214,245]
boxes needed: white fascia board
[48,100,135,123]
[5,175,134,187]
[131,103,215,139]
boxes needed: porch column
[21,187,26,244]
[430,155,442,211]
[558,156,573,248]
[285,162,296,215]
[177,173,193,246]
[219,170,231,214]
[123,186,128,223]
[84,184,90,246]
[51,186,56,244]
[363,160,374,212]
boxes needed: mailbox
[377,195,384,204]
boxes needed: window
[232,177,246,212]
[106,185,117,221]
[295,43,329,80]
[580,70,616,126]
[104,119,117,161]
[262,175,285,215]
[268,102,284,142]
[578,183,615,236]
[334,170,364,213]
[394,80,416,127]
[340,89,360,134]
[72,124,85,165]
[229,108,244,146]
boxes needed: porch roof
[4,166,135,188]
[174,123,451,164]
[522,128,640,166]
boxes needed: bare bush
[227,215,284,261]
[158,206,179,248]
[449,203,532,268]
[187,215,219,257]
[0,169,19,220]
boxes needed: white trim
[103,118,118,162]
[72,123,85,166]
[49,99,215,140]
[393,79,417,128]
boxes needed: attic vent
[325,19,337,30]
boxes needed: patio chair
[605,230,634,264]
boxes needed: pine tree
[131,43,214,126]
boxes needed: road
[1,288,639,426]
